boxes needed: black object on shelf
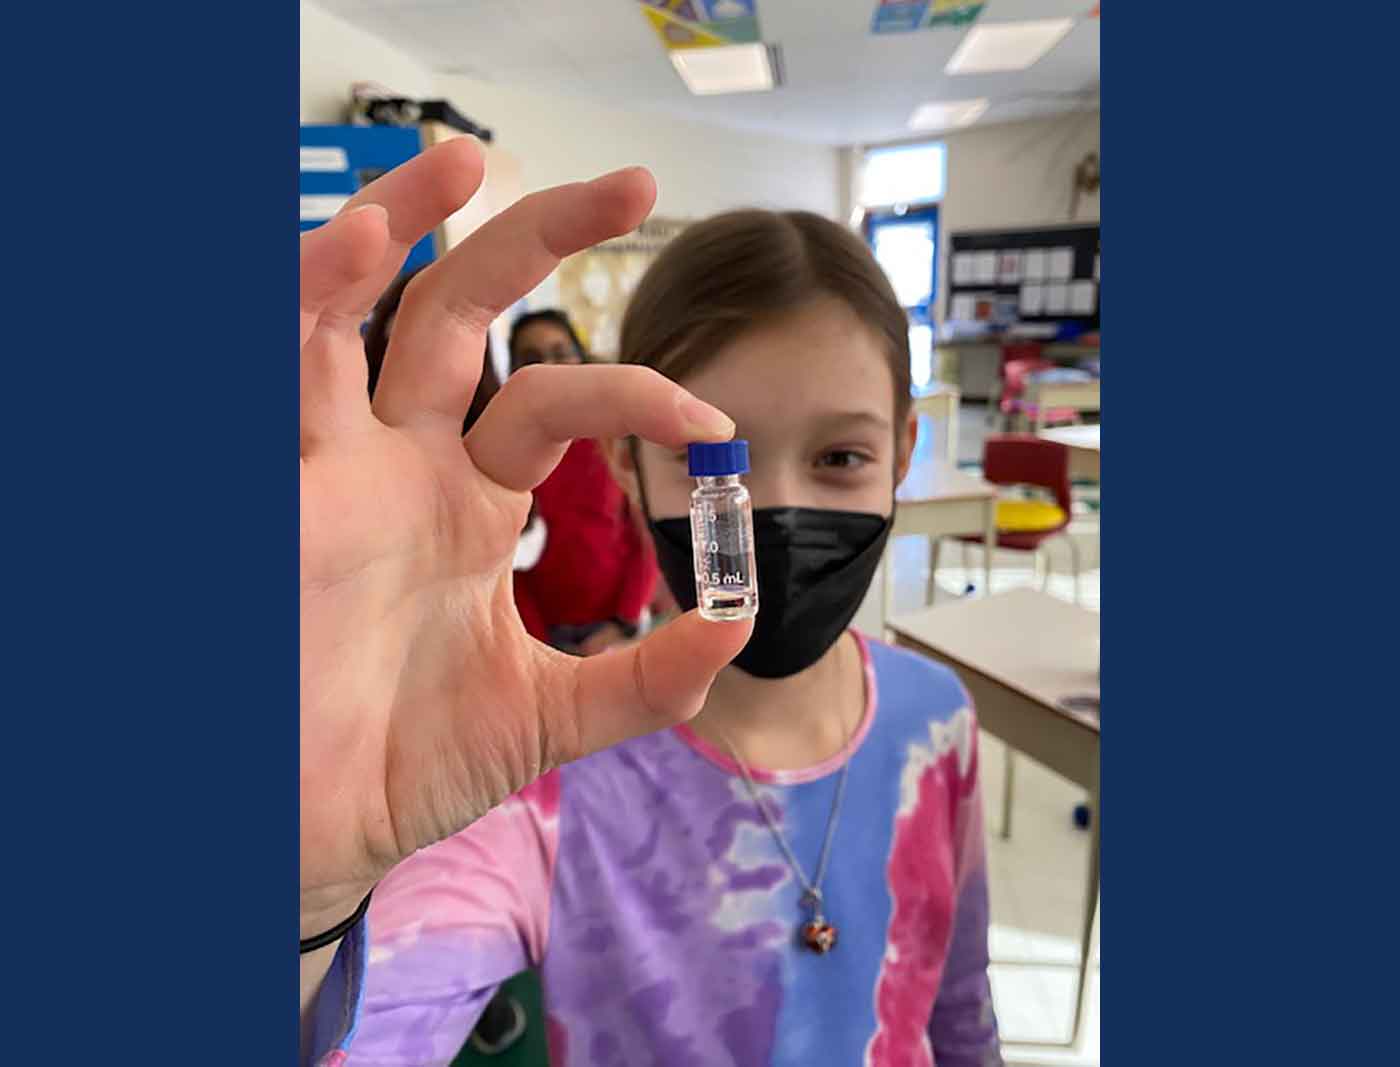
[364,98,494,142]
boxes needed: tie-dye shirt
[314,633,1001,1067]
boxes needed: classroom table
[1037,423,1101,481]
[1024,378,1101,432]
[934,341,1100,402]
[887,588,1100,1045]
[884,461,998,620]
[912,384,961,463]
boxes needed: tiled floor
[885,402,1102,1065]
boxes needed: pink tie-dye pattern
[866,716,977,1067]
[369,771,560,964]
[317,1052,347,1067]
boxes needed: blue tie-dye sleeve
[307,915,369,1067]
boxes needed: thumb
[557,611,753,759]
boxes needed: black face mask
[648,507,892,679]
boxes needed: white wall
[300,1,436,124]
[432,73,840,220]
[936,112,1100,320]
[300,2,840,218]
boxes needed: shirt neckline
[671,630,879,787]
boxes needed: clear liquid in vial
[690,476,759,623]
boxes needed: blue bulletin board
[299,125,436,274]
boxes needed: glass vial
[687,441,759,622]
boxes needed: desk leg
[983,499,996,598]
[1070,767,1101,1043]
[926,536,942,607]
[1000,745,1015,840]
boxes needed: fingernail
[677,392,734,438]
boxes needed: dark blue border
[10,4,295,1060]
[1111,5,1394,1062]
[8,2,1394,1061]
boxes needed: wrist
[301,882,376,942]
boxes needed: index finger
[465,364,734,492]
[373,167,657,430]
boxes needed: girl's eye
[817,450,872,471]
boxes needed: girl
[507,307,660,656]
[509,308,590,371]
[346,210,1001,1067]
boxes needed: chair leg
[1065,531,1083,606]
[926,536,943,606]
[1039,547,1052,591]
[1001,744,1015,840]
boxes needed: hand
[577,623,632,657]
[299,141,754,936]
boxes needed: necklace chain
[713,705,853,920]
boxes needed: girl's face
[627,296,917,520]
[514,321,583,367]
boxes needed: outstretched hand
[299,140,752,937]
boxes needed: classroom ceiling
[314,0,1100,146]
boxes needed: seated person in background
[508,308,659,656]
[508,308,589,369]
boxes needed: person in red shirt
[508,310,660,656]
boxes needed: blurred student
[508,308,589,370]
[507,308,659,655]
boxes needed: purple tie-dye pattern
[544,727,787,1066]
[330,635,1002,1067]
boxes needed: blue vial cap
[688,440,749,476]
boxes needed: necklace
[713,706,853,956]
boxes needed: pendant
[800,919,838,954]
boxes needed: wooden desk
[1038,424,1100,481]
[912,385,961,463]
[888,589,1100,1044]
[935,341,1100,402]
[887,462,998,620]
[1025,378,1100,432]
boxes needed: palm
[301,418,531,894]
[299,142,751,932]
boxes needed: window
[859,142,947,209]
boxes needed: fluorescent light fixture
[945,19,1074,74]
[908,98,989,131]
[670,43,774,95]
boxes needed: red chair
[934,434,1083,603]
[995,342,1078,431]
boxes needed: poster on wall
[871,0,985,34]
[556,217,692,360]
[639,1,759,50]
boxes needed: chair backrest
[982,434,1073,515]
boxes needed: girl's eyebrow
[808,411,893,433]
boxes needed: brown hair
[363,266,500,435]
[618,210,911,421]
